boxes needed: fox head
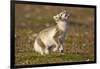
[53,10,69,22]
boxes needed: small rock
[86,59,90,61]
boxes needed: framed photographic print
[10,0,96,69]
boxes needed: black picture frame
[10,0,96,69]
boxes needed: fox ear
[53,15,57,20]
[53,16,56,19]
[53,15,59,21]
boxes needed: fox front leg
[51,38,59,52]
[58,34,65,53]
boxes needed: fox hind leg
[34,37,44,55]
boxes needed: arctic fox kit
[33,10,69,55]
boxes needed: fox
[33,10,69,55]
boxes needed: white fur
[33,10,69,55]
[34,37,44,55]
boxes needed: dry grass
[15,4,95,65]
